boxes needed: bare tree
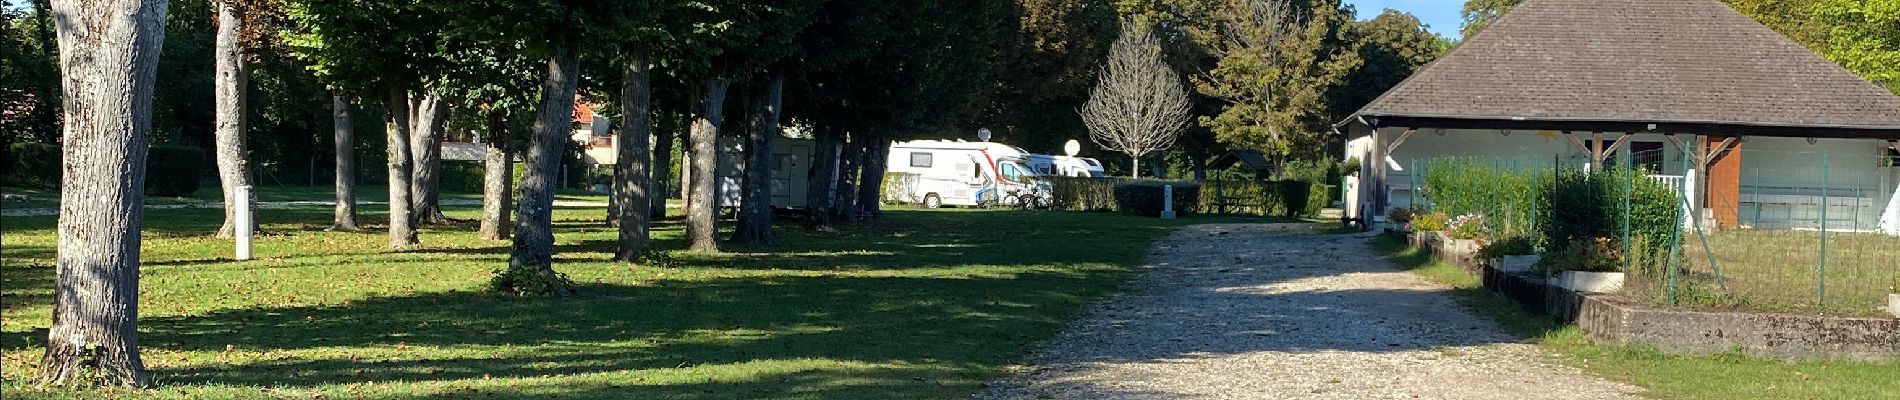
[213,0,253,238]
[39,0,166,387]
[330,91,360,231]
[1079,24,1192,178]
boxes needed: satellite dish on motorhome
[976,128,993,142]
[1063,140,1080,156]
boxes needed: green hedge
[1041,176,1118,211]
[2,143,205,197]
[5,143,61,188]
[1422,157,1550,239]
[1113,180,1199,217]
[1540,167,1679,259]
[441,161,486,193]
[144,145,205,197]
[1199,179,1330,218]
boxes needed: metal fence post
[1819,151,1830,305]
[1623,154,1633,274]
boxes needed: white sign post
[235,185,253,261]
[1161,184,1177,219]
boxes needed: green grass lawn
[1,201,1289,399]
[1374,237,1900,400]
[0,185,610,209]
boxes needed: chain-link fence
[1408,145,1900,316]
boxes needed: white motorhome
[885,140,1048,208]
[716,133,836,210]
[1025,154,1106,178]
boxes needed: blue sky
[1344,0,1466,38]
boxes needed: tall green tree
[1329,10,1443,118]
[1814,0,1900,93]
[1198,0,1362,156]
[1458,0,1518,39]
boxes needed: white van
[885,140,1049,208]
[1025,154,1106,178]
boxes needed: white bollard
[1161,184,1177,219]
[235,185,253,261]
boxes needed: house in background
[570,98,616,167]
[1340,0,1900,235]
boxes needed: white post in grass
[1161,184,1177,219]
[235,185,254,260]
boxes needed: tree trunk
[649,112,676,219]
[613,53,653,261]
[805,125,839,230]
[478,108,513,241]
[834,134,861,223]
[212,1,252,238]
[1131,156,1141,178]
[384,88,418,250]
[856,136,890,219]
[330,92,360,231]
[501,48,581,296]
[410,94,448,225]
[731,77,783,246]
[38,0,164,387]
[685,79,728,252]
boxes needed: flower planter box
[1444,237,1489,259]
[1409,231,1441,249]
[1557,271,1625,294]
[1490,255,1541,274]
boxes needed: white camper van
[885,140,1049,208]
[1025,154,1106,177]
[716,134,837,210]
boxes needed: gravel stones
[977,224,1645,400]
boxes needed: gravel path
[978,224,1645,400]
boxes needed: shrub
[1478,236,1537,259]
[5,143,61,188]
[1042,176,1118,211]
[1447,214,1487,240]
[439,161,486,193]
[1412,211,1450,231]
[1387,207,1417,224]
[1112,180,1200,217]
[1422,157,1549,239]
[144,145,206,197]
[1540,167,1678,259]
[1540,237,1623,272]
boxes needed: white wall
[1729,137,1898,231]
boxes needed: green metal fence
[1410,145,1900,316]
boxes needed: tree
[684,79,728,252]
[1197,0,1361,156]
[1329,10,1444,119]
[212,0,254,238]
[329,91,360,230]
[730,77,784,245]
[38,0,167,387]
[383,89,419,250]
[1814,0,1899,94]
[1458,0,1519,39]
[410,93,450,225]
[1080,24,1192,178]
[612,51,655,259]
[478,107,514,241]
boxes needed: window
[910,152,934,168]
[1629,142,1664,172]
[1001,163,1023,182]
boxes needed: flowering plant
[1447,214,1487,240]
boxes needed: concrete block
[1491,255,1540,273]
[1890,294,1899,318]
[1558,271,1624,294]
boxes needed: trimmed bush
[5,143,62,188]
[144,145,206,197]
[1042,176,1118,211]
[1540,167,1679,266]
[440,161,486,193]
[1112,180,1199,217]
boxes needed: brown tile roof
[1350,0,1900,136]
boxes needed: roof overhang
[1338,113,1900,140]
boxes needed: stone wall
[1576,295,1899,362]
